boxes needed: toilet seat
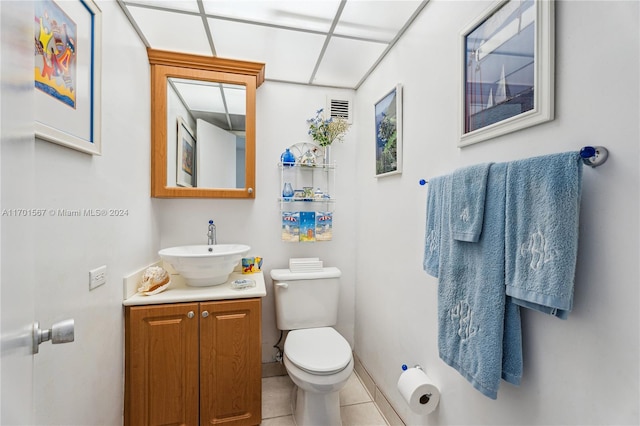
[285,327,352,375]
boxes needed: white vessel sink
[159,244,250,286]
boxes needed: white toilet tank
[270,267,341,330]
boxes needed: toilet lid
[285,327,352,374]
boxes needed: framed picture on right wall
[375,84,403,177]
[459,0,555,147]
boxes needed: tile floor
[261,372,390,426]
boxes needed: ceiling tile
[124,0,200,13]
[203,0,341,32]
[120,0,429,89]
[336,0,423,41]
[220,85,247,115]
[172,80,225,113]
[172,79,246,114]
[208,18,326,84]
[127,5,212,55]
[313,37,387,87]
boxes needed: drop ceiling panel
[202,0,341,32]
[313,37,387,87]
[173,81,224,113]
[119,0,429,89]
[208,18,326,83]
[125,0,200,13]
[173,80,246,115]
[221,85,247,115]
[335,1,423,41]
[127,5,212,55]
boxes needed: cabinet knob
[202,311,209,318]
[187,311,195,319]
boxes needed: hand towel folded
[505,151,583,319]
[436,163,522,399]
[450,163,492,242]
[424,176,445,278]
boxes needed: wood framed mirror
[148,49,265,198]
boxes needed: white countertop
[123,271,266,306]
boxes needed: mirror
[168,78,247,189]
[148,49,265,198]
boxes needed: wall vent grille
[327,97,353,124]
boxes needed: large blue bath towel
[424,176,445,277]
[437,163,522,399]
[450,163,492,242]
[505,152,583,319]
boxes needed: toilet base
[292,384,342,426]
[283,344,353,426]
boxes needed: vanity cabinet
[124,298,261,426]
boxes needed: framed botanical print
[375,84,403,177]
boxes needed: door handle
[32,319,75,354]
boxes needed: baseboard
[261,361,287,378]
[353,353,405,426]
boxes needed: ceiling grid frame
[117,0,430,89]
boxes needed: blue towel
[436,163,522,399]
[424,176,445,277]
[450,163,492,242]
[501,296,522,386]
[505,152,583,319]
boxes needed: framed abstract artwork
[459,0,554,146]
[34,0,102,154]
[375,84,403,177]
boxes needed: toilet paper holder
[401,364,432,405]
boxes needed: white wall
[157,81,358,362]
[2,1,156,424]
[3,0,638,424]
[196,118,236,188]
[354,1,639,425]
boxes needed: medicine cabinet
[148,49,265,198]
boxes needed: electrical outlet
[89,265,107,290]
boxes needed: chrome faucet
[207,220,217,245]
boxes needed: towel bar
[419,146,609,185]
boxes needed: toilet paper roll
[397,367,440,414]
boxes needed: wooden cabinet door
[200,299,262,426]
[125,303,200,426]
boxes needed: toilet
[271,267,353,426]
